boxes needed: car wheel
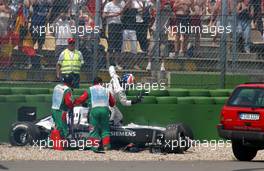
[9,122,40,146]
[232,140,258,161]
[181,123,194,151]
[164,123,192,153]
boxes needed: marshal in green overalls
[88,84,112,150]
[51,84,73,138]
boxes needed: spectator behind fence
[70,0,80,18]
[190,0,207,56]
[0,0,11,65]
[103,0,125,70]
[16,0,30,50]
[146,1,172,71]
[237,0,252,54]
[0,0,10,37]
[249,0,263,35]
[121,0,139,69]
[78,10,97,69]
[56,38,84,88]
[30,0,52,69]
[53,12,74,61]
[49,0,69,24]
[170,0,193,57]
[11,0,37,69]
[86,0,105,33]
[86,0,108,38]
[134,0,152,53]
[210,0,233,46]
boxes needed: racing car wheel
[163,123,194,154]
[9,122,40,146]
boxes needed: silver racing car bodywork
[10,106,194,153]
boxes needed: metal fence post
[219,0,228,88]
[75,0,80,50]
[93,0,101,80]
[152,0,161,81]
[232,0,238,72]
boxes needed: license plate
[240,113,260,120]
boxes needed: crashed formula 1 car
[9,106,194,153]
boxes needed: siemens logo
[111,131,136,137]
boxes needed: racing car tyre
[232,140,258,161]
[9,122,40,146]
[180,123,194,151]
[164,123,193,153]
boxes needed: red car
[217,83,264,161]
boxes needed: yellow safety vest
[61,49,82,74]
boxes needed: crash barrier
[170,73,252,89]
[0,87,233,97]
[0,92,229,142]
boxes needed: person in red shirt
[74,77,115,152]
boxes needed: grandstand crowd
[0,0,264,71]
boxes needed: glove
[131,92,143,104]
[82,103,88,107]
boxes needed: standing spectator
[170,0,193,56]
[0,0,10,37]
[210,0,234,46]
[262,0,264,13]
[30,0,51,69]
[70,0,79,18]
[191,0,207,55]
[0,0,11,66]
[249,0,263,35]
[56,38,84,88]
[49,0,70,24]
[11,0,32,69]
[133,0,152,53]
[86,0,107,38]
[53,12,74,61]
[237,0,252,53]
[103,0,125,70]
[146,1,172,71]
[121,0,139,69]
[15,0,30,50]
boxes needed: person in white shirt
[108,65,142,125]
[53,12,74,60]
[103,0,125,70]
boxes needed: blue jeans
[237,20,251,52]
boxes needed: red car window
[228,87,264,108]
